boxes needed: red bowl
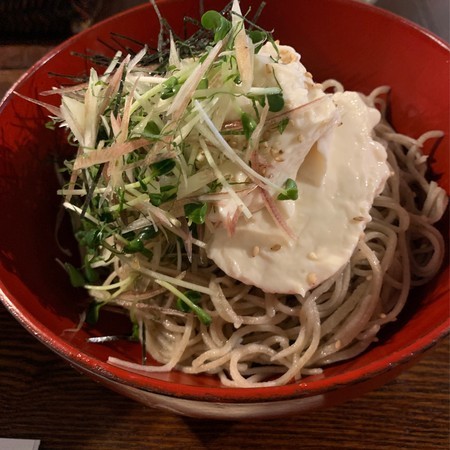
[0,0,448,419]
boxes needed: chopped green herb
[277,178,298,201]
[267,93,285,112]
[141,121,161,140]
[137,226,159,241]
[131,322,140,341]
[64,262,85,287]
[248,30,267,45]
[123,238,153,259]
[149,184,177,206]
[86,300,106,325]
[76,227,102,248]
[123,227,156,259]
[176,290,202,313]
[197,78,209,90]
[83,255,99,284]
[241,112,257,140]
[184,202,207,225]
[208,179,222,193]
[160,76,180,99]
[138,177,148,192]
[277,117,289,134]
[150,159,176,177]
[118,186,126,213]
[201,10,232,42]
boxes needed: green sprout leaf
[176,290,202,313]
[86,300,106,325]
[83,255,99,284]
[157,280,212,326]
[201,10,231,42]
[76,225,105,249]
[184,202,207,225]
[64,262,85,288]
[267,93,285,112]
[208,179,222,193]
[176,290,211,325]
[149,185,177,206]
[118,186,126,213]
[248,30,267,44]
[250,92,284,113]
[248,30,268,53]
[141,121,161,140]
[123,240,153,259]
[197,78,209,90]
[137,226,158,241]
[160,76,180,99]
[277,178,298,201]
[122,226,156,259]
[277,117,289,134]
[138,177,148,192]
[150,159,176,177]
[241,112,257,140]
[130,322,140,341]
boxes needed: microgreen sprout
[149,185,177,206]
[176,290,202,313]
[141,121,161,140]
[277,178,299,201]
[201,10,232,43]
[150,159,176,177]
[241,112,257,140]
[277,117,289,134]
[64,262,85,288]
[267,93,285,112]
[122,226,157,259]
[184,202,207,225]
[86,300,106,325]
[156,280,212,325]
[161,76,181,99]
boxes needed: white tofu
[206,91,390,295]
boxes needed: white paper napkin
[0,439,40,450]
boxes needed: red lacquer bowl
[0,0,448,419]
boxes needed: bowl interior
[0,0,448,400]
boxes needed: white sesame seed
[307,252,318,261]
[307,272,318,285]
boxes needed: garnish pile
[42,1,296,328]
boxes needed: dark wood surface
[0,304,448,450]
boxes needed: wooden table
[0,41,449,450]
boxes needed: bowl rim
[2,284,449,401]
[0,0,449,402]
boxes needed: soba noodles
[35,2,447,387]
[106,93,446,387]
